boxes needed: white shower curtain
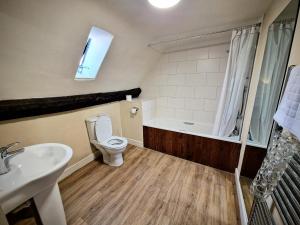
[213,26,259,137]
[249,22,294,146]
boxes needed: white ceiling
[103,0,273,39]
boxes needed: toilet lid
[95,115,112,142]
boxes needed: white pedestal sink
[0,143,72,225]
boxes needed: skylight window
[75,27,113,80]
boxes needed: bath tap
[0,142,24,175]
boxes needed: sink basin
[0,143,72,224]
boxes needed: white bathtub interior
[142,98,240,143]
[144,118,213,134]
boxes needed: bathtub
[141,98,242,172]
[143,117,242,172]
[143,117,240,144]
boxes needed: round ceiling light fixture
[148,0,181,9]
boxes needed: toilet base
[100,148,125,167]
[103,153,124,167]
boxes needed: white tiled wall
[141,99,156,122]
[141,43,229,125]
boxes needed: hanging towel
[273,65,300,140]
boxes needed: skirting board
[127,138,143,148]
[58,151,99,182]
[235,168,248,225]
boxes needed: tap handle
[0,142,20,153]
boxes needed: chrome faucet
[0,142,24,175]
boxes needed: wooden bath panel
[143,126,241,173]
[241,145,266,179]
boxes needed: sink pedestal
[34,183,67,225]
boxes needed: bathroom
[0,0,300,225]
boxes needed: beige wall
[0,103,122,165]
[0,0,159,100]
[0,0,156,170]
[120,100,143,143]
[0,99,145,167]
[288,10,300,65]
[237,0,291,171]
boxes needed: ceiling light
[148,0,181,9]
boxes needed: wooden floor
[59,145,239,225]
[240,176,253,216]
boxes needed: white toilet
[86,115,128,166]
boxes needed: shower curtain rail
[148,22,261,47]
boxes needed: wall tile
[219,58,228,73]
[159,86,177,97]
[204,99,218,112]
[168,97,185,109]
[185,73,206,86]
[157,97,168,106]
[209,44,229,58]
[206,72,225,86]
[176,109,194,121]
[193,111,216,123]
[142,43,229,126]
[216,86,223,99]
[185,98,204,110]
[177,86,194,98]
[188,47,209,60]
[142,99,156,111]
[195,86,217,99]
[177,61,197,73]
[197,59,220,72]
[157,107,176,118]
[143,108,156,122]
[167,74,185,85]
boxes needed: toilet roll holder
[130,107,139,116]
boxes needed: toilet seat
[101,136,128,150]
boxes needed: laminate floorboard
[240,176,253,216]
[59,145,239,225]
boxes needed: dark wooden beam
[0,88,141,121]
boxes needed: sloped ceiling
[103,0,273,39]
[0,0,159,99]
[0,0,273,99]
